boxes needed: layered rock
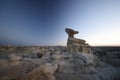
[65,28,96,66]
[65,28,91,54]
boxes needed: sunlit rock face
[65,28,91,54]
[65,28,96,66]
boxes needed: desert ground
[0,45,120,80]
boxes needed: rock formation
[65,28,96,66]
[0,28,119,80]
[65,28,91,54]
[19,63,58,80]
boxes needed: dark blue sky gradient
[0,0,72,45]
[0,0,120,46]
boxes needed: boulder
[51,54,63,61]
[19,63,58,80]
[8,53,21,62]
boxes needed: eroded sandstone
[0,28,119,80]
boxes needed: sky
[0,0,120,46]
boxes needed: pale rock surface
[51,54,63,61]
[19,63,58,80]
[8,53,21,61]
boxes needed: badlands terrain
[0,28,120,80]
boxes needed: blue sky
[0,0,120,46]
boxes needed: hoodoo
[65,28,91,54]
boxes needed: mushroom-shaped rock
[65,28,91,54]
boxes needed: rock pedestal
[65,28,98,66]
[65,28,91,55]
